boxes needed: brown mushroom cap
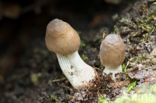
[99,34,125,69]
[45,19,80,55]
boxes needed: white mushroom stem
[56,51,96,89]
[103,65,122,80]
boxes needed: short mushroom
[99,34,125,80]
[45,18,97,89]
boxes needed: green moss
[98,84,156,103]
[113,84,156,103]
[119,18,137,29]
[153,2,156,5]
[114,93,156,103]
[114,3,156,44]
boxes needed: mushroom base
[103,65,122,80]
[56,51,96,89]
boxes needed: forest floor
[0,0,155,103]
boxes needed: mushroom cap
[45,19,80,55]
[99,34,125,69]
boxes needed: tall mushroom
[45,19,97,89]
[99,34,125,80]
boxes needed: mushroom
[45,18,97,89]
[99,34,125,80]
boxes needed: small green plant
[80,41,86,47]
[30,73,42,85]
[122,64,126,72]
[51,95,61,103]
[141,33,149,42]
[81,54,88,61]
[126,81,136,93]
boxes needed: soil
[0,0,155,103]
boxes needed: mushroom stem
[103,65,122,80]
[56,51,96,89]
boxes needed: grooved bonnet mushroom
[45,18,97,89]
[99,34,125,80]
